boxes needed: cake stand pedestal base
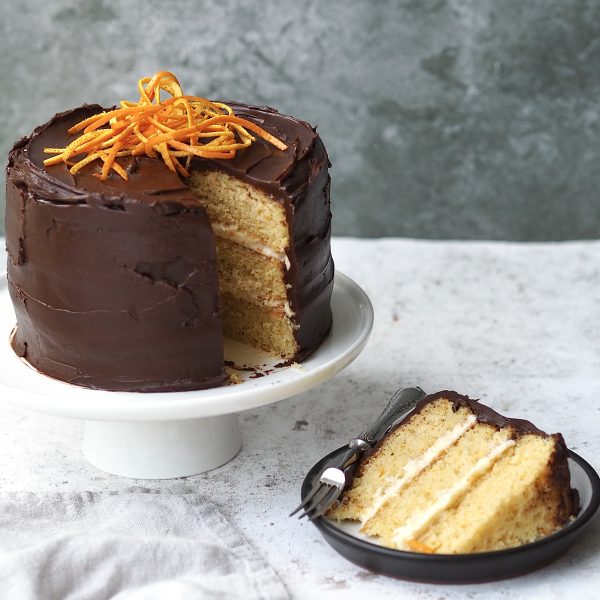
[1,272,373,479]
[82,414,241,479]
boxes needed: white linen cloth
[0,490,290,600]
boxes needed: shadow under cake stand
[0,272,373,479]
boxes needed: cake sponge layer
[220,292,298,359]
[189,170,289,253]
[216,237,288,305]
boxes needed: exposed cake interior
[189,170,298,358]
[328,392,578,554]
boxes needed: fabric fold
[0,491,289,600]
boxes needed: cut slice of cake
[328,391,579,554]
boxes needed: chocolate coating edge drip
[415,390,549,437]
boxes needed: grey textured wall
[2,0,600,240]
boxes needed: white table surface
[1,237,599,599]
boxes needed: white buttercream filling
[210,223,295,316]
[211,223,287,262]
[284,301,295,318]
[361,415,477,524]
[390,438,516,550]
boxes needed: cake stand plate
[0,272,373,479]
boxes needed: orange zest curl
[406,540,435,554]
[43,71,288,181]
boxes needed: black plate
[302,446,600,584]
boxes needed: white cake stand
[0,272,373,479]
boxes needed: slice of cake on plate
[328,391,579,554]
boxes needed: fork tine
[306,486,342,521]
[297,484,332,519]
[289,481,325,517]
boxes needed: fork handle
[335,438,370,471]
[357,386,426,445]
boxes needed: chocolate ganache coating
[5,102,333,391]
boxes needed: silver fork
[290,386,426,520]
[294,467,347,520]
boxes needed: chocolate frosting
[5,102,333,391]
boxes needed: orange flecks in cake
[43,71,288,181]
[406,539,435,554]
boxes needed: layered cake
[328,391,579,554]
[5,72,333,391]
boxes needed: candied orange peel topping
[43,71,288,181]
